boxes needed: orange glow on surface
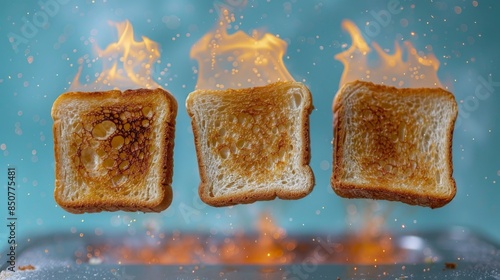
[84,214,297,265]
[340,201,402,264]
[190,9,293,90]
[330,234,402,264]
[81,213,407,265]
[70,20,161,91]
[335,19,442,89]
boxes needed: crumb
[444,262,456,269]
[18,264,35,271]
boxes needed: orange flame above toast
[335,19,442,89]
[190,9,293,90]
[70,20,161,91]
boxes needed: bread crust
[186,81,314,207]
[52,88,177,213]
[331,81,457,208]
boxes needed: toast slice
[332,81,458,208]
[186,81,314,207]
[52,88,177,213]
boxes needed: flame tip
[336,19,442,88]
[192,9,293,90]
[70,20,161,91]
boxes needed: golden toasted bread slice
[332,81,458,208]
[186,81,314,207]
[52,88,177,213]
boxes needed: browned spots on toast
[207,89,294,184]
[352,91,436,187]
[332,81,457,208]
[72,104,154,195]
[52,88,177,213]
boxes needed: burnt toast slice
[52,88,177,213]
[332,81,458,208]
[186,81,314,207]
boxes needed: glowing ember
[70,20,161,91]
[84,213,299,265]
[80,211,411,265]
[81,233,407,265]
[217,214,294,264]
[341,201,401,264]
[335,19,442,89]
[190,8,293,90]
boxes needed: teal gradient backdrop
[0,0,499,252]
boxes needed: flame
[339,201,401,264]
[217,214,294,264]
[190,9,293,90]
[70,20,161,91]
[83,213,296,265]
[335,19,442,89]
[81,211,410,265]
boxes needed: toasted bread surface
[332,81,457,208]
[52,88,177,213]
[186,81,314,206]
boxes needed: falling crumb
[18,264,36,271]
[445,262,457,269]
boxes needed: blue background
[0,0,499,249]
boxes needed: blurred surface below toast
[186,81,314,207]
[331,81,458,208]
[51,88,177,213]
